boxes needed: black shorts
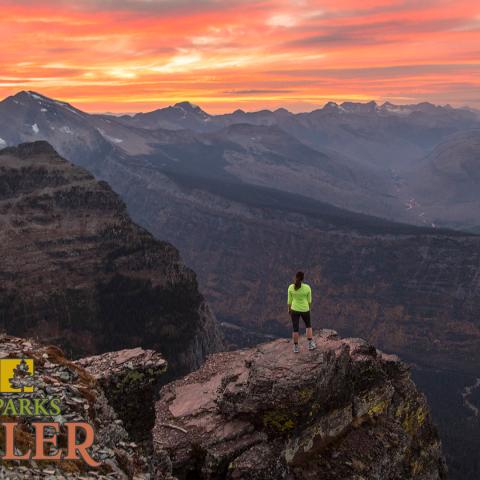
[290,310,311,332]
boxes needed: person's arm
[288,287,292,313]
[308,286,312,310]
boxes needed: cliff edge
[153,330,447,479]
[0,141,223,376]
[0,331,446,479]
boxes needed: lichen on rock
[153,330,447,480]
[76,347,167,445]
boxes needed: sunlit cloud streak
[0,0,478,112]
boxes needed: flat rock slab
[77,347,167,379]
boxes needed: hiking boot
[293,343,300,353]
[308,339,317,350]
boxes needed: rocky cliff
[0,335,162,478]
[77,347,167,444]
[0,141,223,375]
[153,330,447,480]
[0,332,446,479]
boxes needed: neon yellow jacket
[288,283,312,312]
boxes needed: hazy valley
[1,91,480,478]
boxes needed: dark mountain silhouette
[0,141,223,375]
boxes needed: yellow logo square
[0,359,35,393]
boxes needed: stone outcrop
[153,330,447,480]
[0,331,446,480]
[77,348,167,444]
[0,141,223,376]
[0,334,155,479]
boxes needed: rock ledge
[153,330,447,480]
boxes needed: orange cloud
[0,0,478,112]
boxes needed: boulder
[153,330,447,479]
[77,347,167,444]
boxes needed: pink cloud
[0,0,478,112]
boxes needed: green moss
[298,388,314,403]
[263,410,295,432]
[368,399,388,416]
[416,407,427,425]
[396,402,427,435]
[411,459,424,475]
[121,369,145,384]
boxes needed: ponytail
[294,271,304,290]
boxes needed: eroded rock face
[77,347,167,444]
[0,141,223,375]
[153,330,447,480]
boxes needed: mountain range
[1,91,480,478]
[1,91,479,230]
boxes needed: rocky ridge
[0,141,223,375]
[153,330,447,480]
[0,331,446,479]
[3,91,480,228]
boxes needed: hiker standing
[288,271,316,353]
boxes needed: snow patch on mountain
[0,138,6,148]
[26,91,83,118]
[32,123,39,134]
[97,128,123,144]
[60,126,73,135]
[382,104,411,116]
[62,105,83,117]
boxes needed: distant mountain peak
[26,90,51,100]
[174,101,202,111]
[324,101,339,109]
[417,101,436,107]
[338,100,379,113]
[13,90,57,104]
[7,90,85,117]
[172,101,210,120]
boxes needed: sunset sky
[0,0,479,113]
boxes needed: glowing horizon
[0,0,479,113]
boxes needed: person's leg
[302,312,316,350]
[301,312,312,338]
[291,311,300,351]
